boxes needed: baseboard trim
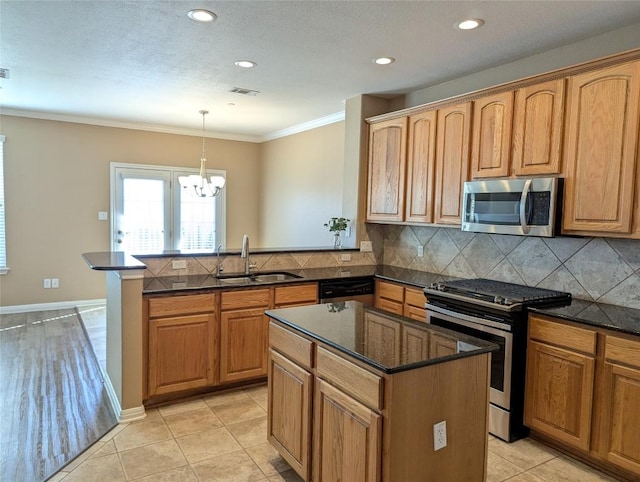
[0,299,106,314]
[101,366,146,423]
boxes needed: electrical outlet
[417,245,424,257]
[341,253,351,262]
[43,278,51,289]
[98,211,108,221]
[360,241,373,252]
[51,278,59,288]
[172,259,187,270]
[433,421,447,451]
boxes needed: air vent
[229,87,260,96]
[0,68,10,79]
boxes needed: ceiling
[2,1,640,142]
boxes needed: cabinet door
[512,79,565,176]
[148,313,216,396]
[471,91,514,178]
[563,61,640,234]
[434,102,471,224]
[313,379,381,482]
[366,117,408,222]
[405,111,437,223]
[220,308,269,383]
[268,349,313,481]
[599,362,640,475]
[525,340,595,451]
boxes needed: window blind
[0,135,7,272]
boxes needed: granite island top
[266,301,498,374]
[531,299,640,337]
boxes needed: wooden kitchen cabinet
[146,293,217,397]
[562,60,640,236]
[274,283,318,308]
[599,335,640,474]
[434,102,472,224]
[471,91,514,178]
[268,349,313,480]
[220,289,270,383]
[512,78,565,176]
[364,311,402,367]
[525,313,640,479]
[525,315,597,451]
[313,378,382,482]
[405,110,437,223]
[366,117,408,222]
[375,279,426,321]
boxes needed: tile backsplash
[382,225,640,309]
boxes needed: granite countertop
[141,265,452,294]
[531,299,640,336]
[82,252,147,271]
[266,301,498,374]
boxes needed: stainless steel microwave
[461,177,561,237]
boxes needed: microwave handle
[519,178,532,234]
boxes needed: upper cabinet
[512,79,566,176]
[434,102,472,224]
[405,111,437,223]
[471,92,514,178]
[562,60,640,236]
[366,117,407,222]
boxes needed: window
[0,135,7,274]
[111,163,226,254]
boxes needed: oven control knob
[494,296,504,305]
[437,282,446,291]
[428,282,438,290]
[503,298,513,305]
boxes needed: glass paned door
[113,168,171,253]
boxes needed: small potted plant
[324,217,350,248]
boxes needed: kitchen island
[265,301,498,482]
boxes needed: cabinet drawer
[316,346,383,411]
[274,284,318,307]
[404,287,426,308]
[148,293,216,318]
[269,322,314,370]
[605,335,640,368]
[221,289,270,311]
[376,297,403,315]
[377,280,404,302]
[403,304,426,322]
[529,315,597,355]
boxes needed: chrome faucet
[216,244,224,276]
[241,234,251,274]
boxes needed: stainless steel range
[424,278,571,442]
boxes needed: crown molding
[262,111,345,141]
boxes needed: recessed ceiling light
[373,57,395,65]
[234,60,257,68]
[455,18,484,30]
[187,9,217,23]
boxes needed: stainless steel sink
[216,272,302,284]
[252,273,301,282]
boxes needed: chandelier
[178,110,226,197]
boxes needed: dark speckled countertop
[266,301,498,374]
[531,300,640,336]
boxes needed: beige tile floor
[49,383,621,482]
[61,304,620,481]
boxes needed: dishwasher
[318,277,375,305]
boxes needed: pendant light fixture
[179,110,226,197]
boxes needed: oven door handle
[426,304,512,333]
[519,178,532,234]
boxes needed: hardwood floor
[0,307,117,482]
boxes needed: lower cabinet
[525,314,640,479]
[268,349,313,479]
[375,279,427,321]
[313,379,381,482]
[599,335,640,475]
[220,308,269,383]
[269,319,490,482]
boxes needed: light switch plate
[360,241,373,252]
[172,259,187,270]
[98,211,108,221]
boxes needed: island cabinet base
[268,318,491,482]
